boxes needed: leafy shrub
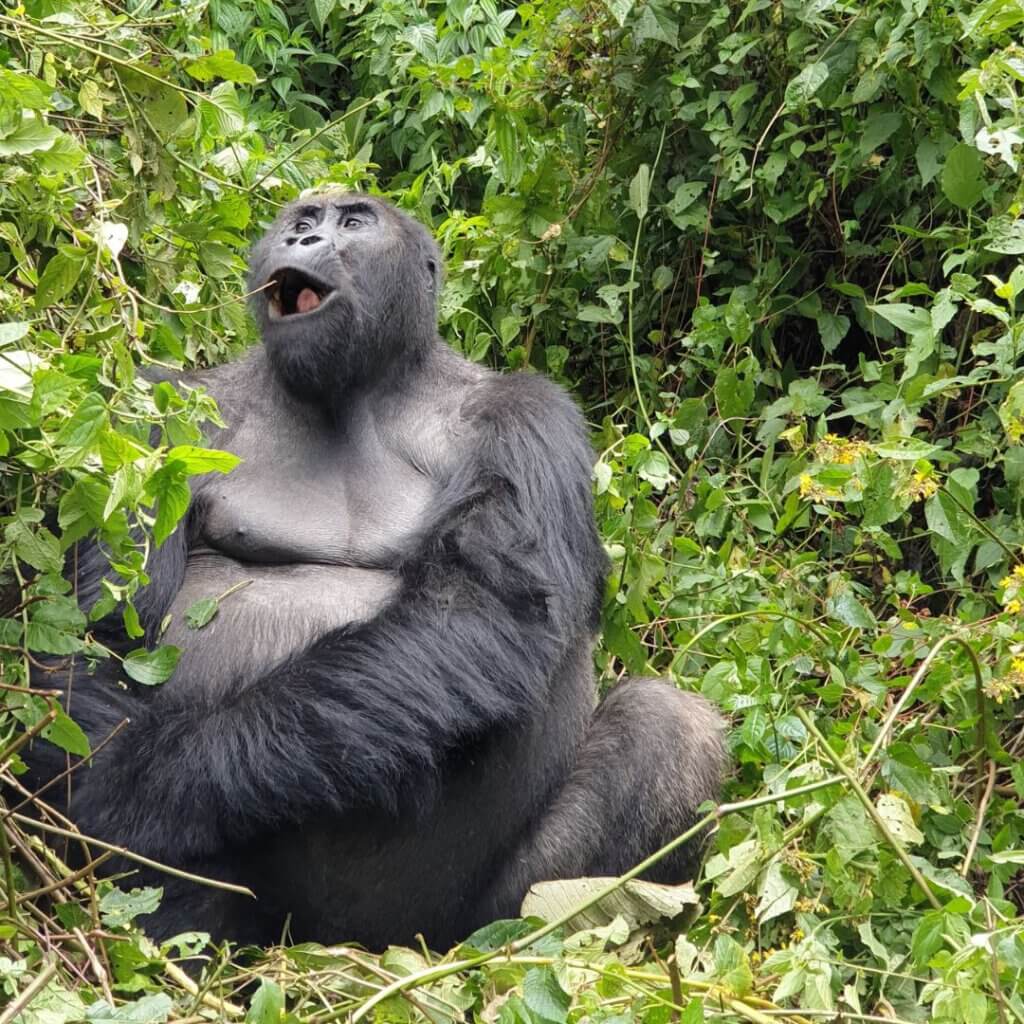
[1,0,1024,1019]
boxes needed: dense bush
[1,0,1024,1020]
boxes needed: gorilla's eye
[295,220,313,234]
[342,216,363,229]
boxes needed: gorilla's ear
[426,256,439,293]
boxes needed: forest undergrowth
[1,0,1024,1021]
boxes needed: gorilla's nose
[284,233,326,248]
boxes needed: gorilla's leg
[476,679,726,921]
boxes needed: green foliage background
[2,0,1024,1020]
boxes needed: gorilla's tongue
[297,287,321,314]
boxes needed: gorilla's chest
[199,427,436,567]
[159,411,444,693]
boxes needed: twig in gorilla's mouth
[266,268,335,319]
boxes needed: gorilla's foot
[476,678,727,922]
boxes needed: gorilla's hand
[69,376,607,866]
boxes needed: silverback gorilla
[26,193,726,949]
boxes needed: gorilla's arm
[70,376,608,863]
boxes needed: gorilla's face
[247,194,441,408]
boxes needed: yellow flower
[1000,576,1013,589]
[799,473,814,496]
[903,470,939,502]
[1008,600,1023,615]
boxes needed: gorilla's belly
[161,552,399,696]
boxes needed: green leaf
[26,621,84,655]
[309,0,337,31]
[911,911,945,966]
[858,111,902,157]
[35,249,88,310]
[185,596,219,629]
[925,490,971,545]
[816,311,849,353]
[42,708,91,757]
[915,136,942,185]
[0,70,53,110]
[785,61,829,106]
[634,1,678,46]
[577,304,621,325]
[87,993,174,1023]
[872,438,939,460]
[166,445,242,474]
[199,82,245,137]
[78,78,104,119]
[941,143,985,209]
[186,50,258,85]
[0,322,29,346]
[755,859,798,923]
[246,980,284,1024]
[522,967,570,1024]
[199,240,238,279]
[714,363,756,420]
[706,838,764,896]
[523,877,698,934]
[123,645,181,686]
[152,473,191,546]
[0,117,61,156]
[867,302,931,335]
[5,518,62,574]
[629,163,651,221]
[875,793,924,846]
[604,0,635,26]
[99,886,162,927]
[492,108,524,187]
[55,392,108,449]
[144,87,188,135]
[459,918,535,953]
[826,583,876,630]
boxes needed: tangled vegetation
[1,0,1024,1020]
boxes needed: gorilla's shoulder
[466,371,588,439]
[459,370,595,480]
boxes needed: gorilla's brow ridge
[334,200,377,220]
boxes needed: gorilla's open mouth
[266,268,335,319]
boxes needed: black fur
[23,194,726,950]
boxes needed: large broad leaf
[98,887,162,927]
[522,967,570,1024]
[185,50,258,85]
[0,117,61,156]
[123,645,181,686]
[144,87,188,135]
[826,579,877,630]
[785,61,829,106]
[867,302,932,335]
[166,445,241,474]
[629,163,651,220]
[35,249,88,309]
[521,877,700,934]
[941,143,985,209]
[200,82,245,137]
[85,993,173,1023]
[246,980,284,1024]
[42,708,91,758]
[604,0,635,26]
